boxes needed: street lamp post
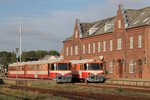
[19,24,22,63]
[16,48,19,79]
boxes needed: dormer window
[141,12,145,15]
[118,20,121,29]
[104,22,113,32]
[133,20,139,25]
[143,18,149,23]
[89,28,98,35]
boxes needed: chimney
[118,4,123,11]
[76,19,80,24]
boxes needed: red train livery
[71,59,105,83]
[8,60,72,83]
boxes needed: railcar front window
[90,63,101,70]
[58,63,68,70]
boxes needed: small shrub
[115,87,124,93]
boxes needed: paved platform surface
[105,78,150,87]
[0,77,56,86]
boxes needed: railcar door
[24,65,27,78]
[48,64,50,77]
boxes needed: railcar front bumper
[56,75,72,83]
[86,75,105,83]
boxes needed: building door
[138,59,142,78]
[118,59,123,78]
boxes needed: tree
[10,51,16,63]
[22,51,38,61]
[0,51,12,68]
[49,50,60,56]
[36,50,48,59]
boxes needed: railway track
[4,85,150,100]
[1,78,150,99]
[0,91,29,100]
[75,83,150,93]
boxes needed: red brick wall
[144,26,150,79]
[63,5,150,79]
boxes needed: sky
[0,0,149,52]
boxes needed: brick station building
[63,5,150,79]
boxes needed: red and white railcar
[25,60,58,79]
[8,60,72,83]
[71,59,105,83]
[49,60,72,82]
[8,62,27,78]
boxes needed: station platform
[105,78,150,87]
[0,77,56,86]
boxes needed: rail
[0,91,29,100]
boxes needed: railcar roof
[8,59,60,66]
[70,59,93,64]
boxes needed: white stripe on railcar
[10,71,24,74]
[27,71,48,75]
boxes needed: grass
[0,81,150,99]
[30,82,150,98]
[0,94,21,100]
[0,85,67,100]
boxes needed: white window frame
[117,38,122,50]
[88,44,91,54]
[118,20,121,29]
[109,61,113,73]
[82,44,85,54]
[98,42,101,52]
[103,41,106,52]
[130,37,134,49]
[129,60,134,73]
[66,47,69,56]
[75,45,78,55]
[138,35,142,48]
[110,40,113,51]
[93,43,95,53]
[70,46,73,55]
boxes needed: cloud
[0,0,149,52]
[109,0,150,8]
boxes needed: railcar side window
[84,64,87,70]
[80,65,83,70]
[51,64,55,70]
[68,63,71,70]
[37,65,40,71]
[74,65,77,70]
